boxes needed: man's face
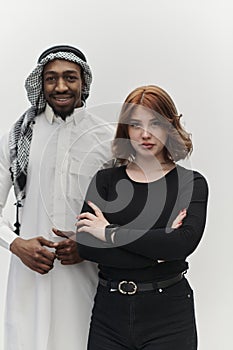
[43,59,83,119]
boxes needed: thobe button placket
[52,122,72,231]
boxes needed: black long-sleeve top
[77,165,208,282]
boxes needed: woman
[76,85,208,349]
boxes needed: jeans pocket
[162,277,193,301]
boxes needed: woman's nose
[141,128,151,138]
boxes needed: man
[0,45,114,350]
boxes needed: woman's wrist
[105,224,120,244]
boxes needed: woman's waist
[99,260,188,283]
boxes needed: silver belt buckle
[118,280,137,295]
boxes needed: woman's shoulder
[176,164,207,179]
[176,164,208,192]
[96,164,126,180]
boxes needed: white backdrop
[0,0,232,349]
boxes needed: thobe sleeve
[0,133,18,249]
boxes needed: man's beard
[52,106,75,120]
[47,101,75,120]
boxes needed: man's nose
[55,78,68,93]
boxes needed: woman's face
[128,106,168,162]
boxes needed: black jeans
[88,277,197,350]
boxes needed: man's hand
[10,236,57,275]
[52,228,83,265]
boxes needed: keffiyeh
[25,51,92,113]
[9,46,92,222]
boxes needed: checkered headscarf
[9,46,92,203]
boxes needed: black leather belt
[99,273,184,295]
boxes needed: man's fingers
[10,236,57,274]
[56,246,71,255]
[60,259,82,265]
[56,242,83,265]
[55,239,70,250]
[52,228,75,239]
[55,236,77,249]
[29,254,55,274]
[52,228,69,239]
[57,255,84,265]
[32,237,56,260]
[56,253,71,261]
[36,249,56,264]
[34,263,54,274]
[38,236,57,248]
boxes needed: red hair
[112,85,193,163]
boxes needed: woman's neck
[126,157,175,183]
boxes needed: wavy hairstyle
[112,85,193,164]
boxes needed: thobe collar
[45,102,86,126]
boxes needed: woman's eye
[151,120,161,127]
[130,122,141,128]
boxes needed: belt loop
[152,280,158,291]
[108,279,117,292]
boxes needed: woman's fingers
[76,219,92,228]
[76,202,109,240]
[87,201,104,217]
[171,209,187,229]
[76,202,104,222]
[77,225,91,233]
[77,212,97,221]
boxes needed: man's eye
[45,76,56,82]
[65,76,78,82]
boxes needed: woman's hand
[158,209,187,263]
[171,209,187,229]
[76,201,110,242]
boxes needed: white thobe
[0,105,115,350]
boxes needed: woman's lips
[141,143,155,149]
